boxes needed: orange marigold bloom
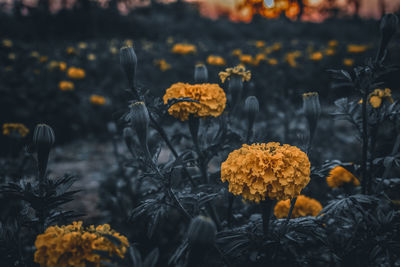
[221,143,311,202]
[268,58,278,65]
[67,67,86,79]
[325,48,335,56]
[310,52,323,61]
[255,40,266,47]
[154,59,172,71]
[206,55,226,66]
[39,56,48,63]
[66,46,77,55]
[163,83,226,121]
[90,94,106,105]
[368,88,394,108]
[59,81,75,91]
[2,123,29,137]
[219,64,251,83]
[59,62,67,71]
[347,44,369,53]
[343,58,354,66]
[34,221,129,267]
[328,40,338,47]
[2,39,13,48]
[284,51,302,68]
[239,54,254,65]
[171,43,197,55]
[326,166,360,188]
[274,195,323,219]
[231,49,242,56]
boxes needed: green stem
[361,87,369,195]
[286,197,297,221]
[261,199,273,237]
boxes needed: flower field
[1,1,400,266]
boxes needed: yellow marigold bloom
[326,166,360,188]
[221,143,311,202]
[255,40,266,48]
[2,123,29,137]
[219,64,251,83]
[232,49,242,56]
[368,88,394,108]
[284,51,302,68]
[171,43,197,55]
[34,221,129,267]
[2,39,13,47]
[39,56,48,63]
[343,58,354,66]
[268,58,278,65]
[66,46,77,55]
[328,40,338,47]
[59,62,67,71]
[167,36,174,45]
[347,44,369,53]
[271,42,282,51]
[124,39,134,47]
[67,67,86,79]
[59,81,75,91]
[30,51,40,58]
[87,53,96,61]
[253,53,266,65]
[207,55,226,66]
[274,195,323,219]
[163,83,226,121]
[239,54,254,65]
[110,46,118,54]
[8,53,16,60]
[154,59,172,71]
[90,94,106,105]
[325,48,335,56]
[310,52,323,61]
[78,42,88,49]
[4,66,13,72]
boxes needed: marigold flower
[90,94,106,105]
[87,53,96,61]
[325,48,335,56]
[284,51,302,68]
[326,166,360,188]
[219,64,251,83]
[368,88,394,108]
[268,58,278,65]
[78,42,88,49]
[30,51,40,58]
[310,52,323,61]
[239,54,254,65]
[110,46,118,54]
[8,53,16,60]
[221,143,311,202]
[328,40,338,47]
[206,55,226,66]
[34,221,129,267]
[2,39,13,47]
[274,195,322,219]
[39,56,48,63]
[154,59,172,71]
[59,62,67,71]
[67,67,86,79]
[59,81,75,91]
[66,46,77,55]
[2,123,29,137]
[232,49,242,56]
[347,44,369,53]
[163,83,226,121]
[255,40,266,47]
[171,43,197,55]
[343,58,354,66]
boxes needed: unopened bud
[120,46,137,88]
[244,96,259,142]
[128,101,150,159]
[377,14,398,62]
[303,92,321,143]
[194,64,208,83]
[187,216,216,248]
[33,124,55,180]
[228,75,243,110]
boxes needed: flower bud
[194,64,208,83]
[187,216,216,248]
[228,75,243,111]
[33,124,55,180]
[303,92,321,143]
[120,46,137,88]
[244,96,259,126]
[377,14,398,62]
[128,101,150,159]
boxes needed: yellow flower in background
[66,46,77,55]
[90,95,106,106]
[328,40,338,47]
[87,53,96,61]
[326,166,360,188]
[325,48,335,56]
[2,39,13,47]
[274,195,323,219]
[59,81,75,91]
[34,221,129,267]
[171,43,197,55]
[232,49,242,57]
[347,44,369,53]
[343,58,354,66]
[110,46,118,54]
[59,62,67,71]
[310,52,323,61]
[30,51,40,58]
[271,42,282,51]
[78,42,88,49]
[4,66,13,72]
[368,88,394,108]
[67,67,86,79]
[207,55,226,66]
[2,123,29,137]
[255,40,266,48]
[166,36,174,45]
[8,53,16,60]
[239,54,254,65]
[163,83,226,121]
[284,51,302,67]
[154,59,172,71]
[124,39,134,47]
[221,143,311,202]
[39,56,48,63]
[268,58,278,65]
[219,64,251,83]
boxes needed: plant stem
[261,199,273,237]
[361,87,369,195]
[286,197,297,221]
[227,194,234,227]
